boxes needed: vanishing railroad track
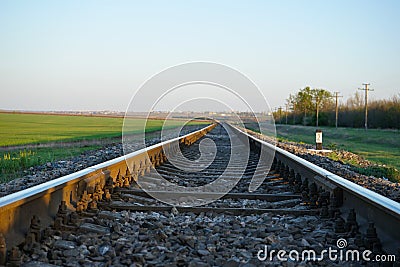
[107,125,312,216]
[0,123,399,266]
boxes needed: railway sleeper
[0,123,396,264]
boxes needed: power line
[358,83,374,130]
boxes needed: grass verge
[275,124,400,182]
[0,145,101,183]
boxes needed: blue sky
[1,1,399,111]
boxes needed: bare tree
[346,91,364,109]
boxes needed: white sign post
[316,130,322,150]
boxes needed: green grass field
[1,146,103,182]
[0,113,209,182]
[0,113,206,147]
[276,124,400,182]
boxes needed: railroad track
[106,125,313,217]
[0,122,399,266]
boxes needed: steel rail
[1,121,399,260]
[0,123,216,251]
[227,123,400,255]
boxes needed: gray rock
[53,240,76,250]
[97,243,110,256]
[197,249,210,256]
[63,249,79,257]
[266,234,278,244]
[22,261,59,267]
[79,223,110,234]
[301,238,310,247]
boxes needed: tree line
[274,86,400,129]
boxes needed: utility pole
[358,83,374,130]
[333,92,343,128]
[278,106,283,124]
[313,96,320,128]
[316,96,319,127]
[291,103,296,124]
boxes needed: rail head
[228,124,400,219]
[0,123,216,210]
[0,122,216,250]
[228,123,400,254]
